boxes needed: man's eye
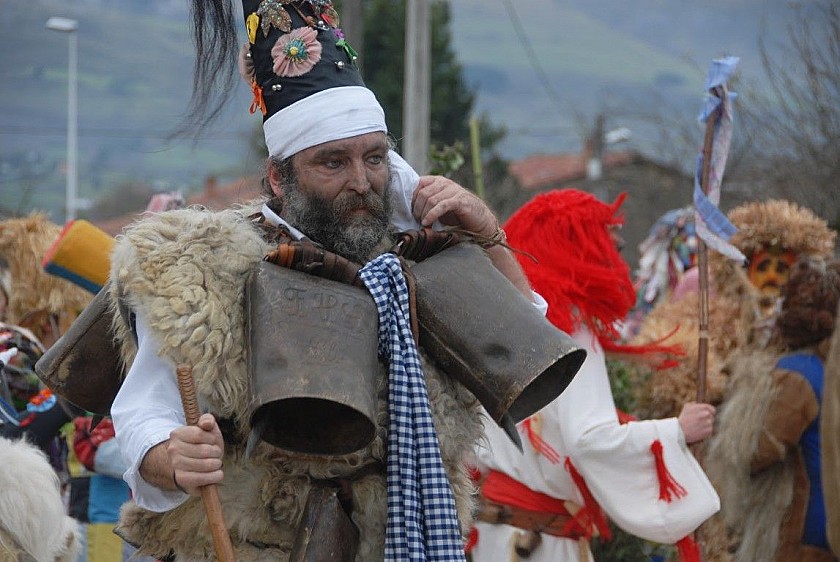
[325,160,342,169]
[368,155,384,165]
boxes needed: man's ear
[267,163,284,198]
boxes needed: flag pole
[695,104,720,404]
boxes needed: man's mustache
[334,191,385,216]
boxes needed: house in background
[499,142,724,274]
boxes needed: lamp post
[45,16,79,222]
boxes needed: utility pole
[341,0,364,71]
[586,113,604,181]
[403,0,431,174]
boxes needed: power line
[499,0,570,117]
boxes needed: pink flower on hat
[271,27,322,78]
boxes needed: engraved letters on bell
[246,260,380,455]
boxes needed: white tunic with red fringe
[470,327,719,562]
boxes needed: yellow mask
[747,247,797,298]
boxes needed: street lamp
[45,16,79,222]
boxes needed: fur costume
[824,301,840,557]
[629,200,836,562]
[108,206,483,561]
[0,436,80,562]
[631,200,836,418]
[706,256,840,562]
[0,214,91,332]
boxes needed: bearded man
[87,0,582,557]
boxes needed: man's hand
[412,175,536,300]
[167,413,225,495]
[412,176,498,236]
[678,402,716,444]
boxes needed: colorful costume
[632,200,836,420]
[631,200,836,562]
[823,301,840,557]
[470,190,719,562]
[623,206,697,339]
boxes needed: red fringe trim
[564,457,612,541]
[616,408,637,424]
[464,527,478,554]
[523,418,561,464]
[465,463,482,484]
[676,535,702,562]
[650,439,687,502]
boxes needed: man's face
[272,132,392,263]
[747,247,797,298]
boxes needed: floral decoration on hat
[271,27,322,77]
[246,12,260,44]
[258,0,293,35]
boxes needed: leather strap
[390,228,461,262]
[475,497,587,540]
[263,240,365,288]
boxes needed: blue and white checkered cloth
[360,253,466,562]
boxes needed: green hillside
[0,0,257,219]
[452,0,701,88]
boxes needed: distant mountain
[449,0,805,159]
[0,0,808,218]
[0,0,256,219]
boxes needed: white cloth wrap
[263,86,386,159]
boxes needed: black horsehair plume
[177,0,241,138]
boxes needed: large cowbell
[245,260,380,456]
[409,243,586,448]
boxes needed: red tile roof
[509,151,636,190]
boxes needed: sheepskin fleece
[0,214,91,328]
[109,207,483,561]
[0,436,81,562]
[823,303,840,557]
[703,348,793,562]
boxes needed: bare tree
[738,0,840,228]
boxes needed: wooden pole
[176,364,235,562]
[695,105,720,404]
[403,0,431,173]
[469,117,484,200]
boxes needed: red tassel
[464,527,478,554]
[650,440,687,502]
[616,408,637,424]
[523,418,561,464]
[564,457,612,541]
[465,463,482,484]
[676,535,702,562]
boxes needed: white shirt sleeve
[110,310,189,512]
[557,329,719,543]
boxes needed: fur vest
[109,207,483,561]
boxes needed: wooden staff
[176,364,236,562]
[695,102,722,404]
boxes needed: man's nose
[346,159,371,194]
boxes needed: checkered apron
[359,253,466,561]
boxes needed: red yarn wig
[504,189,635,352]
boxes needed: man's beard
[282,180,393,264]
